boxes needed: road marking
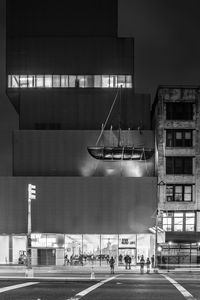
[0,282,39,294]
[162,274,197,300]
[67,276,117,300]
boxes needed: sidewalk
[0,264,199,275]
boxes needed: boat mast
[118,85,122,147]
[95,88,119,146]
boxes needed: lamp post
[155,180,165,271]
[27,184,36,272]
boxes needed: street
[0,272,199,300]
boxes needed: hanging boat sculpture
[87,88,154,161]
[87,146,154,161]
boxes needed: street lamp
[155,180,165,271]
[27,184,36,272]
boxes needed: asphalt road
[0,273,199,300]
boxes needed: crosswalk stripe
[162,274,197,300]
[0,282,39,294]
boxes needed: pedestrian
[128,255,132,270]
[140,255,145,274]
[124,254,129,270]
[146,257,151,274]
[109,256,115,274]
[151,255,154,268]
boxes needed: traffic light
[28,184,36,200]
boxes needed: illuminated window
[102,75,110,87]
[36,75,44,87]
[85,75,94,87]
[185,212,195,231]
[61,75,68,87]
[162,211,195,232]
[110,75,118,88]
[19,75,28,88]
[117,75,125,87]
[53,75,60,87]
[94,75,101,87]
[174,212,183,231]
[166,185,192,202]
[126,75,132,88]
[163,212,172,231]
[44,75,52,88]
[69,75,76,87]
[77,76,85,88]
[27,75,35,87]
[8,75,12,88]
[8,74,133,89]
[12,75,20,87]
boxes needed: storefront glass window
[31,233,47,247]
[119,234,136,265]
[12,235,26,264]
[64,235,82,265]
[0,236,9,264]
[46,234,57,247]
[101,235,118,264]
[83,234,100,264]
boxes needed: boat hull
[87,146,154,161]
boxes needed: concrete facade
[152,86,200,247]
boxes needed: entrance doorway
[118,248,136,265]
[38,249,56,265]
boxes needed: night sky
[1,0,200,174]
[119,0,200,96]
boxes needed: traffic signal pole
[26,184,36,273]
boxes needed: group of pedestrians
[139,255,152,274]
[109,254,154,274]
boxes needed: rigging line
[95,88,119,146]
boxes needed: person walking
[140,255,145,274]
[128,255,132,270]
[124,254,129,270]
[151,255,154,268]
[109,256,115,274]
[146,257,151,274]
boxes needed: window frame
[162,211,196,232]
[166,102,193,120]
[166,156,193,175]
[166,129,193,147]
[166,184,193,202]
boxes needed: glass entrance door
[118,248,136,266]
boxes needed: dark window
[35,123,61,130]
[166,103,193,120]
[162,211,195,232]
[166,130,192,147]
[166,157,193,174]
[166,185,192,202]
